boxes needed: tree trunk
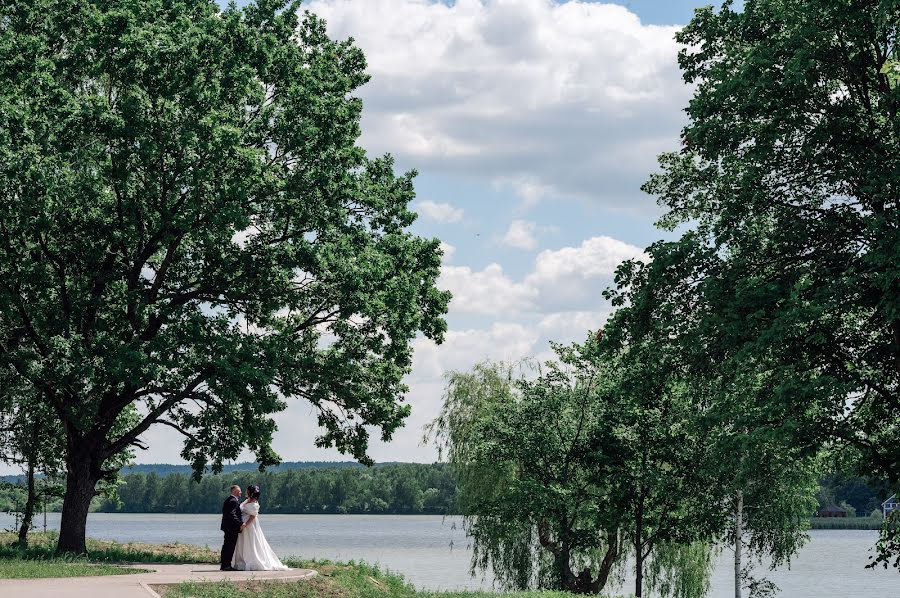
[635,496,644,598]
[16,458,36,547]
[595,533,619,592]
[734,491,743,598]
[57,458,99,554]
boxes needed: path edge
[140,569,317,597]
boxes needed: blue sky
[127,1,735,469]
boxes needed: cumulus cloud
[415,199,465,223]
[441,235,643,316]
[307,0,688,208]
[439,263,537,315]
[439,241,456,263]
[538,309,611,342]
[502,220,539,250]
[500,219,557,250]
[412,322,541,380]
[528,235,644,283]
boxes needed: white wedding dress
[232,500,289,571]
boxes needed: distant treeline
[119,460,374,476]
[95,462,457,514]
[0,463,889,518]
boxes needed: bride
[232,485,289,571]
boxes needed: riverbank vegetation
[157,565,603,598]
[0,531,200,578]
[0,462,886,521]
[98,463,456,515]
[0,533,634,598]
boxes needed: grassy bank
[0,531,211,579]
[156,559,598,598]
[809,516,884,530]
[1,533,630,597]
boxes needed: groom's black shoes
[220,566,237,571]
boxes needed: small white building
[883,494,898,518]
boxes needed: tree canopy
[430,343,718,598]
[0,0,448,552]
[631,0,900,570]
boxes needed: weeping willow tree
[644,541,716,598]
[428,342,719,598]
[427,348,623,594]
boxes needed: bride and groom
[220,484,288,571]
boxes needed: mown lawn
[156,559,630,598]
[156,559,621,598]
[0,531,207,579]
[0,558,148,579]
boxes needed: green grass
[0,558,147,579]
[156,558,416,598]
[3,532,629,596]
[0,531,207,579]
[0,531,219,564]
[156,558,629,598]
[810,516,884,530]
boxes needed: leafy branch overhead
[0,0,449,553]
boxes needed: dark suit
[220,494,243,569]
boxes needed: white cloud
[494,176,554,209]
[439,241,456,263]
[307,0,688,208]
[502,219,538,250]
[414,199,465,223]
[439,263,537,315]
[442,235,644,316]
[538,310,611,342]
[524,235,644,310]
[500,219,557,250]
[528,235,645,286]
[411,322,540,380]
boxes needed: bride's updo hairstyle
[247,485,261,499]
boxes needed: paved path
[0,564,317,597]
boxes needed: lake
[2,512,899,596]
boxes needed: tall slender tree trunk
[16,458,36,547]
[57,455,99,554]
[635,490,644,598]
[734,491,743,598]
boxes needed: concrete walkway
[0,564,317,597]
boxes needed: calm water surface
[3,513,899,596]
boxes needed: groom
[220,484,243,571]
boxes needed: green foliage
[429,356,623,594]
[643,542,714,598]
[598,309,721,598]
[816,472,891,516]
[90,463,456,514]
[629,0,900,570]
[430,342,718,598]
[871,511,900,569]
[0,0,448,551]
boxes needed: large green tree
[431,343,718,598]
[429,357,623,595]
[639,0,900,565]
[0,0,448,553]
[599,311,718,598]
